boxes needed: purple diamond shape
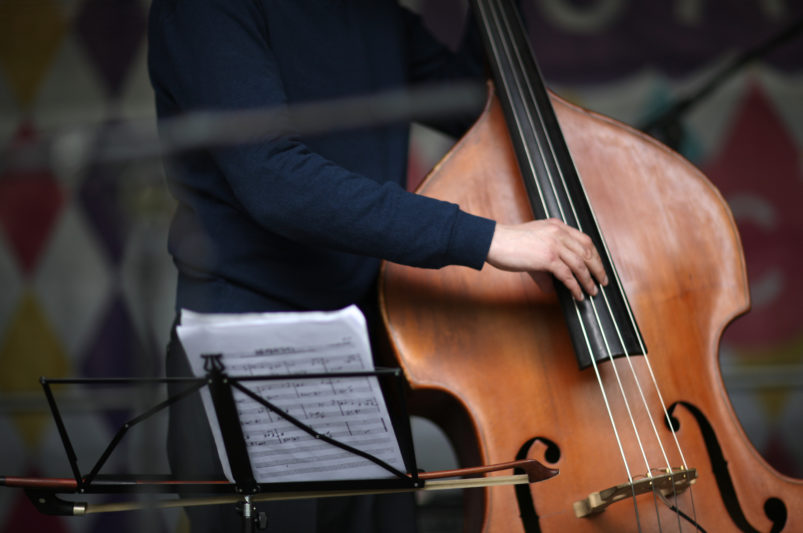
[78,143,129,266]
[82,294,159,431]
[74,0,146,96]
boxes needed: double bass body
[379,85,803,532]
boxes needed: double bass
[380,0,803,531]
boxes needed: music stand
[22,358,420,532]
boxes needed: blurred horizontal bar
[720,364,803,391]
[0,388,167,414]
[4,81,485,173]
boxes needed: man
[148,0,605,531]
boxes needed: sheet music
[176,305,407,484]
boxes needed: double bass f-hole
[380,0,803,531]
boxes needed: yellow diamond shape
[0,0,68,109]
[0,289,72,448]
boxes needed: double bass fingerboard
[471,0,646,368]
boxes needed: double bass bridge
[573,466,698,518]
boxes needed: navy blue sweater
[148,0,496,313]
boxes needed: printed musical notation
[176,305,407,484]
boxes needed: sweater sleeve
[148,0,494,270]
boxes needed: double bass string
[477,0,697,528]
[475,1,644,527]
[487,0,691,527]
[499,0,699,526]
[474,0,633,479]
[474,0,644,525]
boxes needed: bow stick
[2,459,557,516]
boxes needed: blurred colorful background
[0,1,801,532]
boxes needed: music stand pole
[202,354,264,531]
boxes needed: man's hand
[486,218,608,301]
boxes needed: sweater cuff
[448,210,496,270]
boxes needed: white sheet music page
[176,305,406,484]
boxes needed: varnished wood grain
[380,88,803,532]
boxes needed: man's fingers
[486,219,609,300]
[553,226,607,298]
[552,261,586,301]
